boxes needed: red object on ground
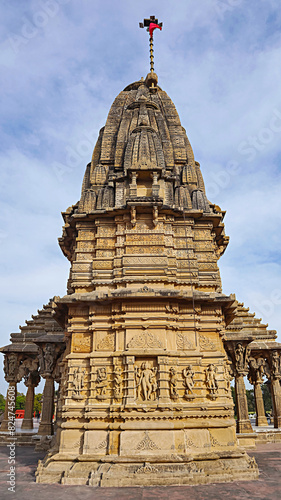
[149,22,162,39]
[15,409,25,418]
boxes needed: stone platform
[36,448,258,486]
[0,443,281,500]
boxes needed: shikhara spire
[139,15,163,74]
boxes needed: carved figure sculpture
[17,358,38,383]
[182,365,195,398]
[223,360,233,393]
[72,366,86,399]
[235,343,244,370]
[44,343,56,373]
[206,364,218,396]
[135,362,158,401]
[96,367,108,399]
[113,365,122,400]
[234,343,250,373]
[248,358,264,385]
[169,367,178,399]
[271,350,281,378]
[4,353,18,380]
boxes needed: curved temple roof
[78,74,211,214]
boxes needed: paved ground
[0,443,280,500]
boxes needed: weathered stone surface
[35,73,260,486]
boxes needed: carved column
[151,171,160,197]
[234,374,252,433]
[248,357,268,427]
[36,342,62,436]
[1,382,17,432]
[22,370,40,430]
[124,356,135,407]
[38,376,55,435]
[230,342,253,434]
[157,356,170,404]
[267,350,281,428]
[129,172,138,197]
[1,353,19,432]
[53,354,64,430]
[254,383,268,427]
[271,380,281,428]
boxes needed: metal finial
[139,16,163,74]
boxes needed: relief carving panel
[72,333,92,353]
[96,333,115,351]
[127,331,164,350]
[176,333,195,350]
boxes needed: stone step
[0,432,37,446]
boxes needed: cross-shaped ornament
[139,15,163,73]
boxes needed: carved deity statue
[223,360,233,393]
[96,367,108,399]
[234,343,249,372]
[72,366,86,399]
[271,350,281,378]
[248,357,265,385]
[38,343,56,375]
[17,358,38,384]
[205,364,218,396]
[182,365,195,398]
[113,365,122,400]
[45,343,56,373]
[169,367,179,399]
[4,353,18,381]
[135,362,158,401]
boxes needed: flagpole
[150,35,154,73]
[139,16,162,79]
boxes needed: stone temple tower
[36,68,258,485]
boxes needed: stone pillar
[124,356,135,407]
[129,172,137,197]
[158,356,170,405]
[36,341,64,436]
[253,382,268,427]
[22,384,35,430]
[53,357,67,450]
[231,342,253,434]
[38,376,55,435]
[1,353,19,432]
[22,371,40,430]
[270,380,281,428]
[248,357,268,427]
[235,374,253,433]
[1,382,17,432]
[267,350,281,429]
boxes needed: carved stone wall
[65,213,223,294]
[36,73,257,486]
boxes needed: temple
[1,20,281,486]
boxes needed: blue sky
[1,0,281,394]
